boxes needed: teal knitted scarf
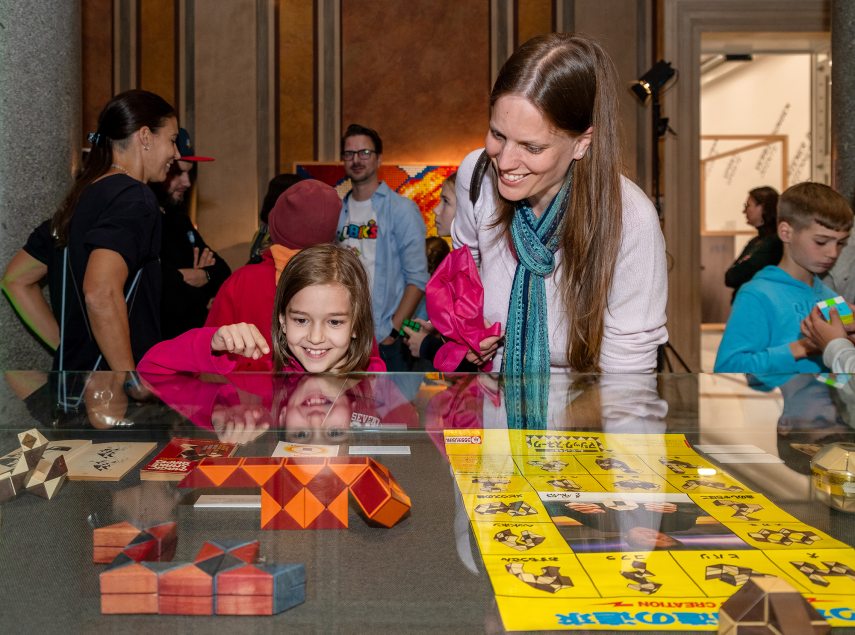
[502,170,572,428]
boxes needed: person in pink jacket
[139,244,385,374]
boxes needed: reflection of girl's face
[280,376,353,444]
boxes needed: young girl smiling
[139,244,384,374]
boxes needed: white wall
[701,54,812,234]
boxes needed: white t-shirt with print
[339,197,378,291]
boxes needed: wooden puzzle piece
[24,455,68,499]
[178,456,409,530]
[215,562,306,615]
[0,428,50,503]
[93,521,176,563]
[718,576,830,635]
[95,524,305,616]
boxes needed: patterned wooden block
[100,592,158,614]
[93,522,145,564]
[216,563,305,615]
[24,455,68,500]
[194,539,260,565]
[719,576,830,635]
[100,554,159,595]
[155,562,215,615]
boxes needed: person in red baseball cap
[153,128,231,339]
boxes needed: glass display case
[0,370,853,633]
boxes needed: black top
[159,207,231,339]
[24,175,162,370]
[724,231,783,302]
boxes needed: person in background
[400,172,458,364]
[724,186,782,302]
[336,123,429,371]
[203,179,343,370]
[1,89,178,370]
[433,172,458,237]
[715,182,853,374]
[153,128,231,339]
[248,173,304,264]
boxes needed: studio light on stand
[632,60,688,372]
[631,60,677,218]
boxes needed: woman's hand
[801,306,848,351]
[211,323,270,359]
[402,319,434,357]
[465,320,503,366]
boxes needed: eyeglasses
[341,149,376,161]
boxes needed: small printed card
[272,442,340,457]
[348,446,411,456]
[194,495,261,509]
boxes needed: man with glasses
[337,123,428,371]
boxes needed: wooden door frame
[661,0,829,370]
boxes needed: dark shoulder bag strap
[469,150,491,207]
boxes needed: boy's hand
[790,337,821,360]
[211,323,270,359]
[801,306,848,351]
[402,319,433,358]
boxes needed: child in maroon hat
[200,180,343,370]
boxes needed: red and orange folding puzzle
[177,456,411,529]
[94,521,305,615]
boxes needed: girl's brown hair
[489,33,623,372]
[51,89,176,246]
[271,244,374,372]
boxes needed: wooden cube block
[100,592,158,615]
[215,563,305,615]
[100,555,159,595]
[93,522,144,563]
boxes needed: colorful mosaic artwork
[294,163,457,237]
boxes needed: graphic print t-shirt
[339,197,378,291]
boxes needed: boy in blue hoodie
[715,182,853,374]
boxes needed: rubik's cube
[817,296,854,324]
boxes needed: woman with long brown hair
[454,33,668,374]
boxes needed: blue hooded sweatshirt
[714,265,835,374]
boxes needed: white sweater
[452,149,668,372]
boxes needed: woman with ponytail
[453,33,668,374]
[1,89,179,370]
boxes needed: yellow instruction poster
[444,429,855,631]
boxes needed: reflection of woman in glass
[725,186,782,302]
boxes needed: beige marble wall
[194,0,260,269]
[574,0,646,182]
[139,0,176,107]
[82,0,113,141]
[342,0,490,165]
[279,0,315,170]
